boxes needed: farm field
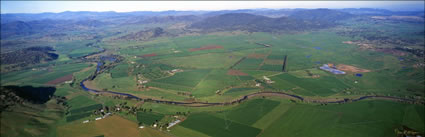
[1,7,424,137]
[259,100,425,137]
[57,115,171,137]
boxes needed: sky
[1,1,424,14]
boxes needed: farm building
[263,76,275,83]
[167,120,181,129]
[319,64,346,74]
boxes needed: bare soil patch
[247,53,266,59]
[189,45,223,52]
[140,53,157,57]
[45,74,73,85]
[94,115,143,137]
[342,41,374,50]
[336,64,371,73]
[227,69,248,76]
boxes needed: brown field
[140,53,157,57]
[336,64,371,73]
[57,115,171,137]
[264,59,283,65]
[247,53,266,59]
[227,69,248,76]
[94,115,141,137]
[189,45,223,52]
[45,74,73,85]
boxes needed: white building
[167,120,181,129]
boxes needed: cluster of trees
[1,46,58,70]
[0,85,67,112]
[0,87,26,112]
[395,47,424,57]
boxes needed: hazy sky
[1,1,424,14]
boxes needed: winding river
[78,59,422,107]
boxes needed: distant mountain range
[1,8,424,44]
[2,8,423,23]
[190,9,353,32]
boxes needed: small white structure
[167,120,181,129]
[82,120,89,123]
[255,83,261,87]
[95,117,102,120]
[263,76,275,84]
[263,76,271,81]
[64,80,73,84]
[139,126,145,129]
[171,69,183,73]
[153,124,157,127]
[138,80,149,84]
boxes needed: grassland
[215,99,280,125]
[154,69,210,88]
[1,63,88,86]
[137,112,165,125]
[2,18,424,137]
[271,73,350,96]
[259,100,425,137]
[179,113,262,137]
